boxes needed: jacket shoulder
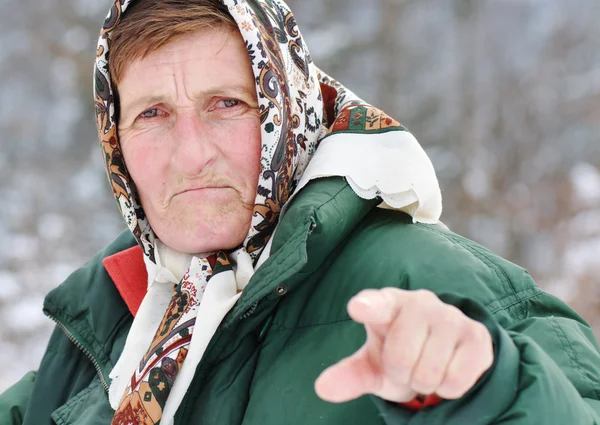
[306,208,541,328]
[17,231,137,425]
[0,372,36,425]
[43,229,136,315]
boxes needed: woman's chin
[157,215,251,255]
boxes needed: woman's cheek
[123,137,165,189]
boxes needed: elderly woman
[1,0,599,424]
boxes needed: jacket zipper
[46,313,110,394]
[238,301,259,321]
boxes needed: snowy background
[1,0,599,392]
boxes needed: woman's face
[117,28,262,255]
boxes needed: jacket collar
[223,177,378,327]
[102,245,147,317]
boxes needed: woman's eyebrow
[201,84,257,99]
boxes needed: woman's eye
[218,99,242,108]
[139,109,164,119]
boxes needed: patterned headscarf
[95,0,441,424]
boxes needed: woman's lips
[175,186,234,200]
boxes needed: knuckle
[445,304,464,319]
[439,306,463,329]
[444,368,463,387]
[428,306,464,337]
[414,289,438,305]
[470,322,492,344]
[438,385,468,400]
[480,345,495,371]
[438,369,468,399]
[379,287,402,299]
[411,365,444,393]
[483,354,494,371]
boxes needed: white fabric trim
[292,131,442,223]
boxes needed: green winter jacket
[1,178,600,425]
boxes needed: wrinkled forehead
[123,27,245,73]
[106,0,238,86]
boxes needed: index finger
[348,287,411,326]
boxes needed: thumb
[314,345,381,403]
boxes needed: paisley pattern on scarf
[112,255,217,425]
[94,0,408,424]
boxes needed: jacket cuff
[400,394,442,410]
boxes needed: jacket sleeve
[0,372,36,425]
[370,291,600,425]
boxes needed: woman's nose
[171,111,218,177]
